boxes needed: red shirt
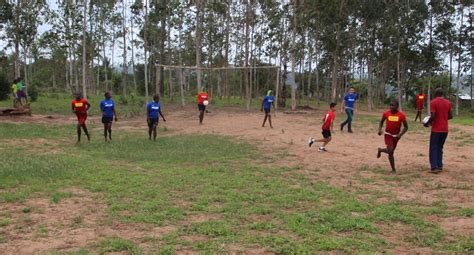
[416,93,426,110]
[430,97,451,133]
[322,111,335,130]
[383,110,406,135]
[72,98,88,114]
[197,92,209,104]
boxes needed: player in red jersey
[197,88,209,125]
[71,93,91,143]
[377,100,408,173]
[308,102,336,152]
[414,88,426,122]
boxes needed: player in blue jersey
[340,86,358,133]
[261,90,275,128]
[147,94,167,141]
[100,92,118,142]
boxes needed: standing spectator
[340,86,358,133]
[424,88,453,174]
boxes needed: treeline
[0,0,472,112]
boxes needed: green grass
[0,122,473,253]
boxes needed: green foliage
[0,72,10,101]
[28,85,39,102]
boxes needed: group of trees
[0,0,472,111]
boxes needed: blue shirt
[147,101,161,119]
[263,96,274,109]
[100,99,115,118]
[344,93,358,109]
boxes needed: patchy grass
[0,122,472,253]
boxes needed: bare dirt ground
[1,106,473,254]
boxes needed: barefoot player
[71,93,91,142]
[261,90,275,128]
[377,100,408,173]
[100,92,118,142]
[147,94,166,141]
[309,102,337,152]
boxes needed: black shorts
[147,118,159,127]
[102,116,113,124]
[264,108,271,114]
[198,104,206,111]
[322,129,331,139]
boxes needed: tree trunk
[82,0,88,99]
[307,41,313,101]
[244,0,251,111]
[14,0,21,79]
[195,0,203,93]
[455,4,464,116]
[290,0,297,110]
[144,0,149,99]
[122,0,128,96]
[130,7,137,92]
[169,69,173,101]
[367,59,374,111]
[157,0,166,95]
[316,51,320,104]
[224,5,230,99]
[397,42,402,111]
[180,68,185,107]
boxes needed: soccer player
[71,93,91,143]
[197,88,209,125]
[16,77,28,105]
[309,102,337,152]
[377,100,408,173]
[261,90,275,128]
[414,88,426,122]
[147,94,166,141]
[424,88,453,174]
[340,86,358,133]
[100,92,118,142]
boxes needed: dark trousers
[341,108,354,131]
[429,132,448,170]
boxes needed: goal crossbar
[154,64,279,71]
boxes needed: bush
[28,85,39,102]
[0,73,10,101]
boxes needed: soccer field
[0,102,473,254]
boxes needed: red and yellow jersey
[383,110,406,135]
[72,98,88,114]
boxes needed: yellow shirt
[11,84,18,93]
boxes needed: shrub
[28,85,39,102]
[0,73,10,101]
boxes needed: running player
[309,102,337,152]
[71,93,91,143]
[197,88,209,125]
[414,88,426,122]
[377,100,408,173]
[100,92,118,142]
[147,94,166,141]
[261,90,275,128]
